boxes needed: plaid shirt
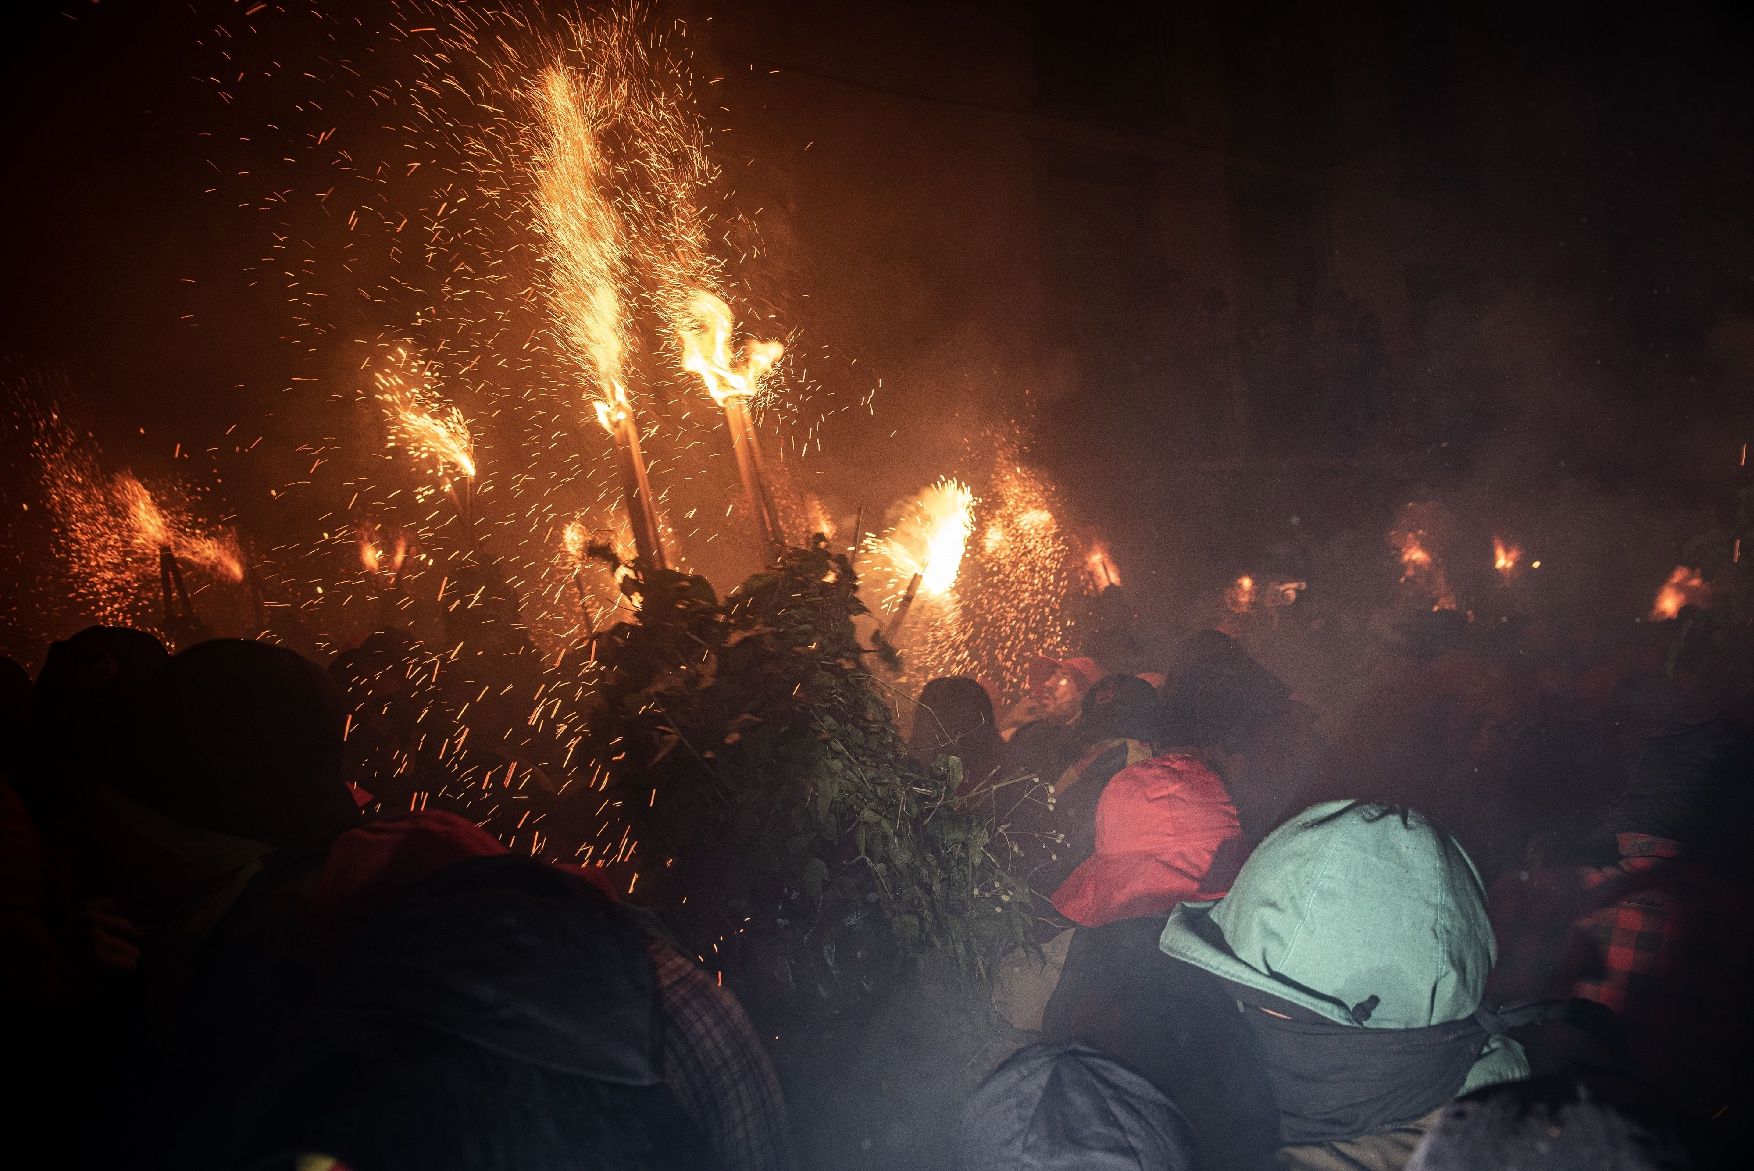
[1569,832,1684,1016]
[1568,832,1754,1097]
[649,939,797,1171]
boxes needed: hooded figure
[1158,800,1528,1162]
[961,1043,1197,1171]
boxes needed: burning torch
[680,291,786,558]
[594,385,668,570]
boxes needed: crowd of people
[925,603,1752,1170]
[2,585,1751,1168]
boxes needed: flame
[592,384,632,435]
[1395,528,1457,611]
[679,291,783,405]
[884,479,976,597]
[1086,542,1121,590]
[114,473,244,582]
[357,521,406,579]
[1227,574,1256,614]
[373,345,476,482]
[562,520,588,560]
[1649,566,1708,621]
[1493,537,1521,575]
[802,496,836,542]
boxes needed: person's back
[158,811,794,1171]
[962,1042,1199,1171]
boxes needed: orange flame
[357,522,407,579]
[1227,574,1256,614]
[1649,566,1708,621]
[1086,542,1121,590]
[678,291,783,405]
[884,479,976,597]
[1395,529,1457,611]
[593,383,631,435]
[1493,537,1521,575]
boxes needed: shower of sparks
[27,398,244,633]
[861,441,1086,698]
[113,473,246,584]
[372,344,478,488]
[1492,537,1522,576]
[532,62,629,408]
[873,478,976,600]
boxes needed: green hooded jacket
[1160,800,1527,1101]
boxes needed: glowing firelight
[1086,543,1121,590]
[357,521,407,580]
[372,346,477,484]
[1395,528,1457,611]
[562,520,588,561]
[883,479,976,598]
[1227,575,1257,614]
[1649,566,1709,621]
[679,291,783,405]
[1493,537,1522,575]
[114,473,244,583]
[533,65,628,405]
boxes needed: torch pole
[611,411,668,571]
[722,397,784,558]
[885,571,923,643]
[159,546,177,628]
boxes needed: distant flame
[803,496,836,542]
[373,345,476,482]
[1086,543,1121,590]
[885,479,976,597]
[1395,528,1457,611]
[114,473,244,582]
[1227,574,1256,614]
[679,291,783,405]
[1493,537,1521,575]
[358,521,407,579]
[1649,566,1708,621]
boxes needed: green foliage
[577,537,1031,1004]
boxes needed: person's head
[1051,753,1242,927]
[1409,1077,1692,1171]
[910,676,1002,786]
[20,625,169,813]
[125,639,357,852]
[961,1043,1196,1171]
[1079,673,1162,745]
[1025,656,1104,724]
[1162,800,1497,1030]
